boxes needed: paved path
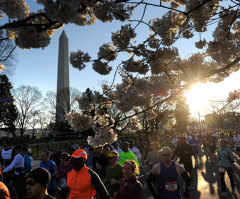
[33,151,240,199]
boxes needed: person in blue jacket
[40,151,57,197]
[218,139,236,196]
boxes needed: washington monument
[56,30,70,127]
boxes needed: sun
[184,82,213,116]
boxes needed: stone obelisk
[56,30,70,128]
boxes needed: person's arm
[176,163,190,197]
[147,163,160,198]
[89,169,110,199]
[147,173,157,198]
[3,155,17,173]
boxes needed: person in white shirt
[3,145,25,199]
[233,133,240,157]
[129,141,142,165]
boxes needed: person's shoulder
[49,160,57,166]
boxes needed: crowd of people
[0,129,239,199]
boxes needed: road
[33,151,240,199]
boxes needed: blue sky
[3,1,240,116]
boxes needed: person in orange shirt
[67,149,110,199]
[0,181,10,199]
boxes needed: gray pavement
[32,151,240,199]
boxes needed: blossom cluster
[0,0,30,19]
[150,11,186,46]
[65,111,94,132]
[93,61,112,75]
[112,24,136,50]
[70,50,91,71]
[98,43,118,61]
[126,117,142,131]
[227,90,240,103]
[149,47,179,74]
[186,0,219,32]
[88,125,117,147]
[37,0,132,25]
[6,14,56,49]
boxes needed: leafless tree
[206,99,240,129]
[44,87,81,121]
[13,86,42,137]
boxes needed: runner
[3,145,24,199]
[1,140,13,186]
[40,151,58,197]
[189,135,200,166]
[218,139,236,196]
[233,132,240,158]
[175,137,194,186]
[26,168,56,199]
[66,149,110,199]
[145,142,160,168]
[103,151,123,197]
[119,160,143,199]
[147,147,190,199]
[119,141,140,168]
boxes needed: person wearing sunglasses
[147,147,191,199]
[66,149,110,199]
[103,151,123,197]
[26,168,56,199]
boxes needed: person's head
[149,142,155,150]
[52,143,59,153]
[14,145,22,154]
[103,145,111,156]
[26,168,51,199]
[220,133,225,139]
[94,146,103,156]
[21,146,28,156]
[153,142,160,152]
[166,135,170,142]
[160,147,173,164]
[220,139,226,148]
[41,151,50,163]
[61,152,71,164]
[114,142,120,149]
[88,147,94,156]
[122,141,129,152]
[123,160,139,179]
[180,137,186,144]
[71,149,87,171]
[107,151,118,165]
[3,140,10,150]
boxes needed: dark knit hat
[28,168,51,189]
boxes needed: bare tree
[13,86,42,137]
[44,87,81,120]
[207,99,240,129]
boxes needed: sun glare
[185,82,212,116]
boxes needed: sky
[2,1,240,118]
